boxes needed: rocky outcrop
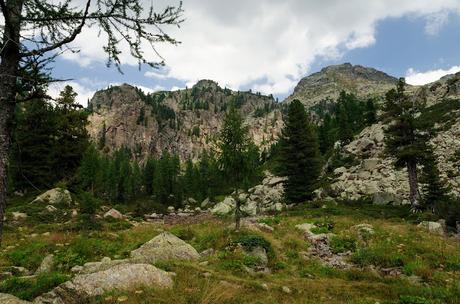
[296,222,352,269]
[324,107,460,203]
[210,173,286,216]
[0,293,31,304]
[31,188,72,206]
[34,264,173,304]
[130,232,200,263]
[414,72,460,106]
[87,82,282,160]
[286,63,399,108]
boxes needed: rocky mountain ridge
[285,63,400,108]
[87,80,283,160]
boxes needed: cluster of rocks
[7,188,77,223]
[325,124,410,205]
[211,173,287,216]
[2,232,200,304]
[323,115,460,204]
[295,223,356,269]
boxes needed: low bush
[0,272,68,300]
[7,241,51,269]
[330,236,357,254]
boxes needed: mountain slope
[285,63,400,108]
[87,80,283,160]
[322,72,460,203]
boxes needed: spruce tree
[279,100,322,203]
[420,148,450,211]
[382,78,427,210]
[78,145,101,194]
[365,99,378,125]
[10,100,57,189]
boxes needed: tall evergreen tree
[365,99,378,125]
[217,105,261,229]
[217,105,260,190]
[382,78,427,210]
[78,145,101,194]
[54,86,89,181]
[420,148,450,211]
[10,100,57,189]
[279,100,322,203]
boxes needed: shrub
[233,234,271,253]
[399,295,432,304]
[330,236,357,254]
[0,272,68,300]
[7,241,51,269]
[55,237,122,270]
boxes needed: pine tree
[383,78,428,210]
[217,105,261,229]
[54,86,89,181]
[218,106,253,189]
[365,99,377,125]
[421,148,450,211]
[279,100,322,203]
[10,100,57,189]
[143,157,157,195]
[78,145,101,194]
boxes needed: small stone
[203,272,212,278]
[117,296,128,302]
[12,212,28,221]
[261,283,269,291]
[46,205,57,212]
[282,286,292,294]
[200,248,215,258]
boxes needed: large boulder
[0,293,31,304]
[103,208,123,220]
[418,221,445,236]
[211,197,236,215]
[130,232,199,264]
[31,188,72,206]
[34,264,173,304]
[35,254,54,275]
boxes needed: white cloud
[425,11,450,35]
[57,0,460,95]
[406,66,460,85]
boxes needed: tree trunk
[407,161,421,210]
[0,0,24,245]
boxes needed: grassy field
[1,197,460,304]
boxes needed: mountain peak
[193,79,220,90]
[286,63,399,108]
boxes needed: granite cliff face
[87,80,283,160]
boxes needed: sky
[46,0,460,106]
